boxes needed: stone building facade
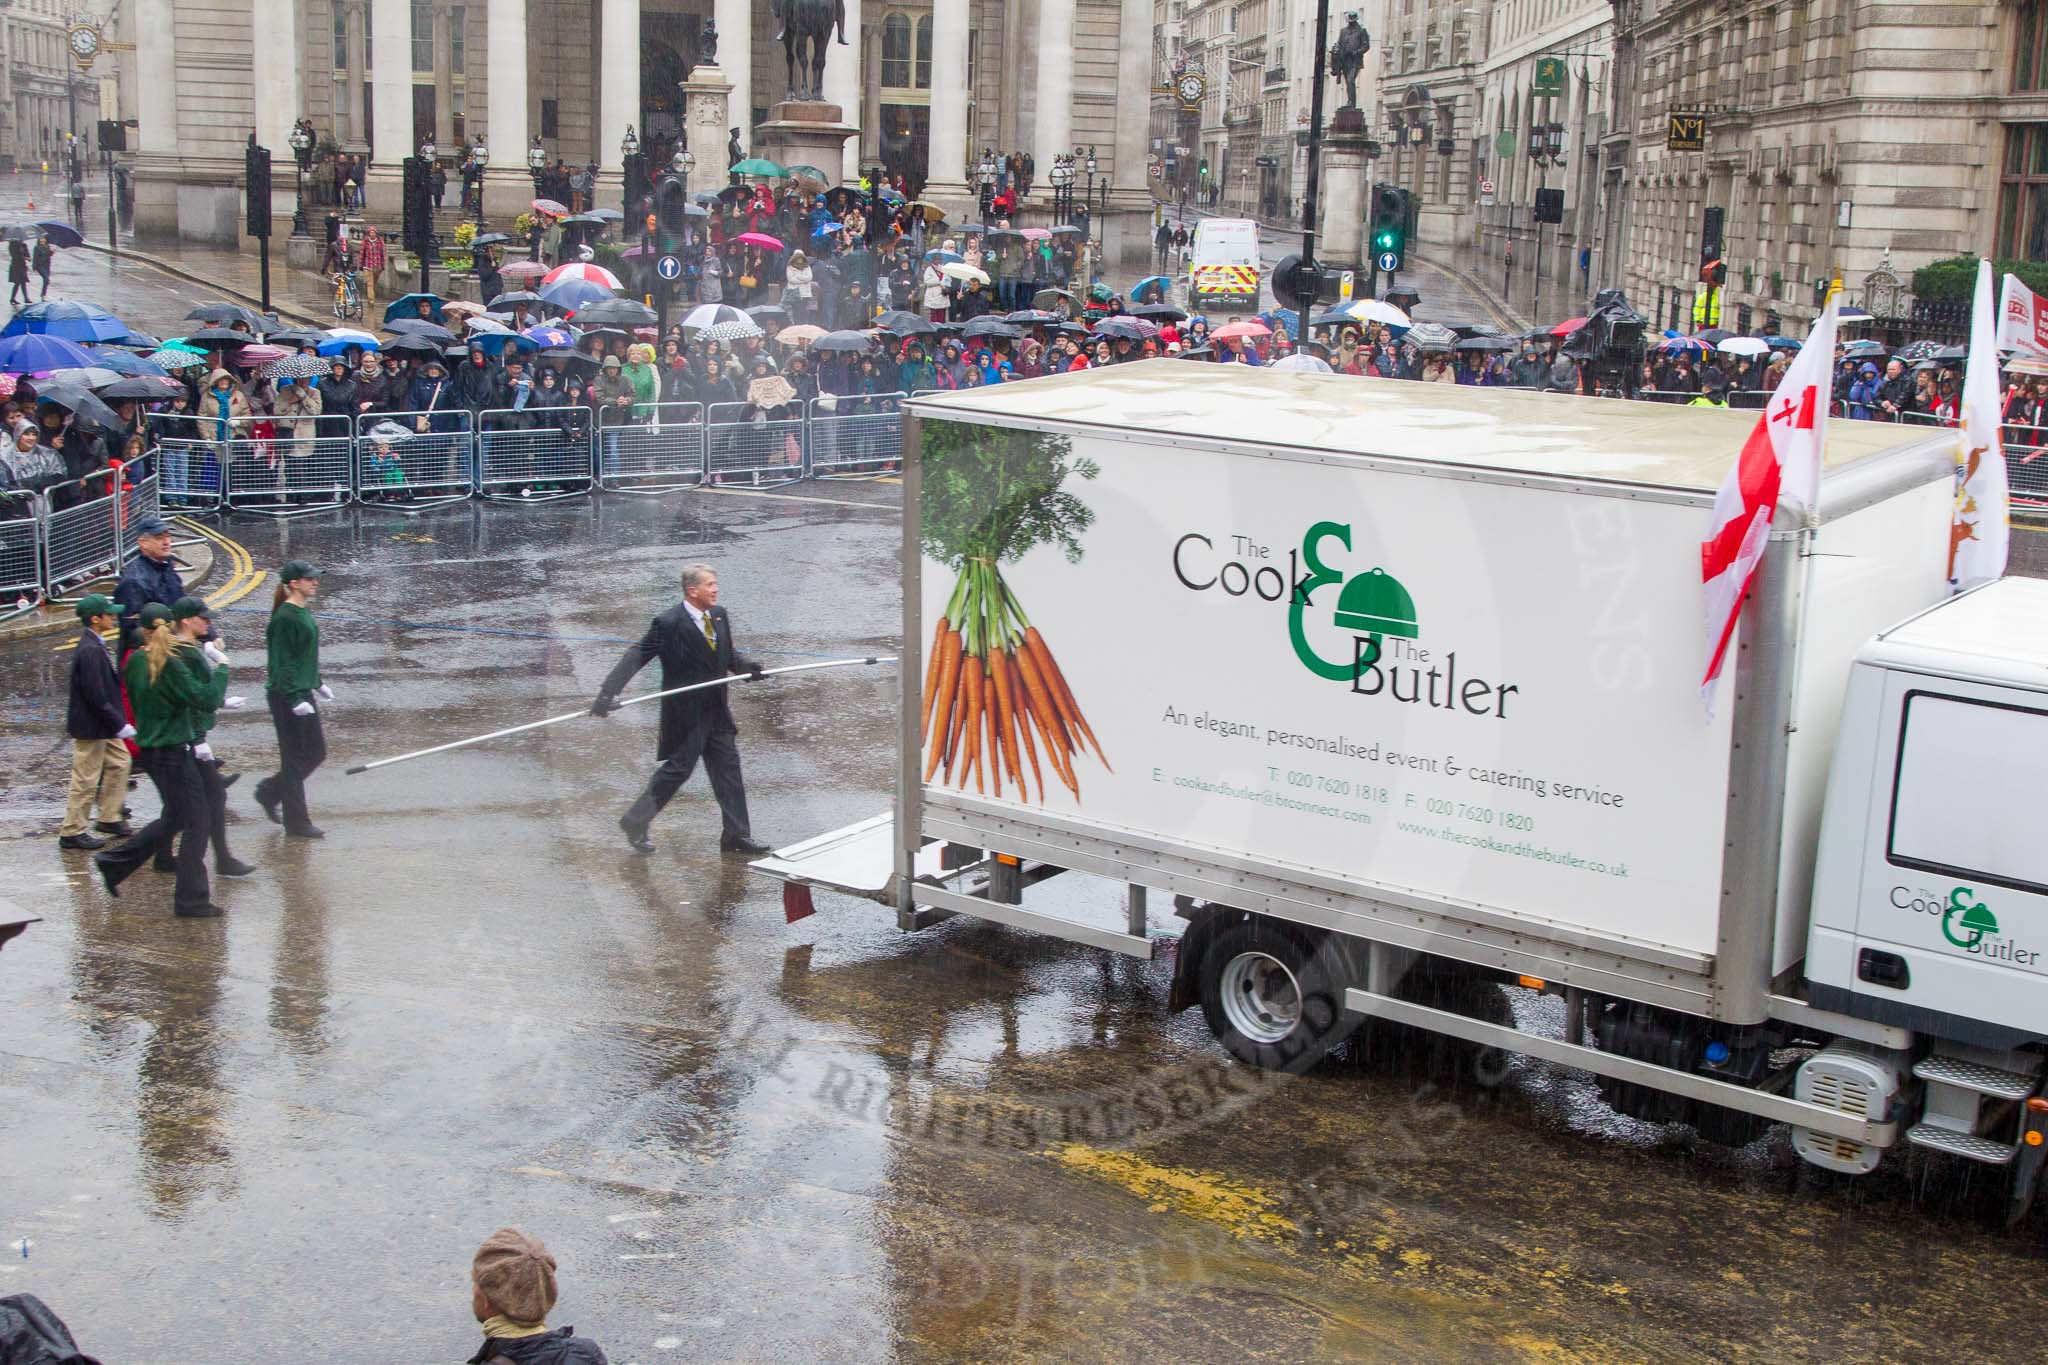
[1,0,105,173]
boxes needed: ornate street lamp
[420,136,437,164]
[528,135,547,193]
[975,152,996,222]
[621,125,640,161]
[287,121,313,236]
[674,148,694,178]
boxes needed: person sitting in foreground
[466,1227,607,1365]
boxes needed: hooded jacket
[453,353,505,413]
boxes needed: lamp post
[864,157,887,245]
[975,152,996,223]
[1048,156,1073,225]
[528,135,547,195]
[288,121,313,236]
[467,134,487,220]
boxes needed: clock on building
[69,22,102,69]
[1177,72,1206,107]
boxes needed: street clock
[68,21,102,69]
[1177,72,1207,107]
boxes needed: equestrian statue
[774,0,848,103]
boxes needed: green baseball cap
[139,603,172,626]
[74,593,116,621]
[171,595,212,621]
[280,560,322,584]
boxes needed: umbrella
[1130,303,1187,323]
[984,228,1025,244]
[0,332,99,373]
[957,222,986,235]
[543,261,624,289]
[498,260,550,281]
[577,327,632,347]
[467,331,538,355]
[1407,321,1458,351]
[1020,227,1051,241]
[1090,318,1152,342]
[785,164,833,186]
[906,201,948,221]
[810,221,847,236]
[874,310,923,330]
[587,208,625,222]
[1656,335,1709,356]
[681,204,710,219]
[1308,311,1356,329]
[700,317,764,343]
[85,347,168,377]
[681,304,753,332]
[229,344,290,365]
[1,299,131,343]
[922,249,964,266]
[521,324,576,349]
[97,376,187,402]
[1269,354,1334,373]
[44,366,125,390]
[1841,339,1888,358]
[730,158,788,178]
[442,299,488,317]
[775,324,828,346]
[364,420,415,444]
[736,231,786,252]
[881,316,936,335]
[1934,344,1967,362]
[185,301,273,329]
[747,304,791,323]
[1837,304,1874,322]
[1548,316,1588,337]
[1894,339,1941,361]
[1692,327,1732,345]
[1456,335,1519,352]
[184,326,257,348]
[266,327,329,349]
[1718,336,1770,357]
[539,278,617,311]
[941,262,990,285]
[30,381,123,429]
[556,213,607,228]
[748,375,799,409]
[1032,289,1079,311]
[489,290,547,309]
[383,334,445,356]
[963,318,1023,340]
[384,318,458,343]
[3,220,85,247]
[536,348,599,372]
[262,354,329,380]
[146,348,208,370]
[531,197,569,216]
[1004,309,1063,326]
[1344,299,1412,328]
[381,292,449,324]
[716,185,753,205]
[877,188,906,205]
[1209,319,1272,341]
[463,317,514,335]
[811,331,875,353]
[104,331,161,350]
[571,297,658,326]
[471,232,514,248]
[1050,225,1085,238]
[1762,334,1803,351]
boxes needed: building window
[2020,1,2048,92]
[335,5,348,69]
[451,4,464,73]
[540,97,559,139]
[412,0,432,73]
[1999,124,2048,261]
[916,14,932,89]
[882,13,912,88]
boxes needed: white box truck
[758,361,2048,1222]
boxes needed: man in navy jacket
[59,594,135,850]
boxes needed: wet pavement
[5,482,2048,1364]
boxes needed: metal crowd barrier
[205,414,357,517]
[478,405,597,502]
[704,400,806,487]
[809,391,907,478]
[0,489,41,617]
[599,402,704,494]
[41,468,126,598]
[2005,421,2048,512]
[143,413,226,511]
[354,409,475,509]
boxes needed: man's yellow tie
[702,611,716,651]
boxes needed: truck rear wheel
[1197,922,1349,1071]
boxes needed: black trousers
[623,725,751,840]
[100,745,212,912]
[255,694,327,832]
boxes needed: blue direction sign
[1377,251,1401,273]
[656,253,683,281]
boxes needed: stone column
[432,3,455,147]
[820,0,862,182]
[250,0,301,240]
[1112,0,1148,195]
[713,0,751,149]
[925,0,970,215]
[135,0,178,158]
[861,22,883,166]
[1033,0,1074,171]
[681,64,733,199]
[343,0,369,147]
[997,0,1023,154]
[1319,128,1370,275]
[598,0,640,177]
[370,0,412,165]
[484,0,530,218]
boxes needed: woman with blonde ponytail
[93,598,229,917]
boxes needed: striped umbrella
[262,354,328,380]
[541,261,624,290]
[146,348,208,370]
[681,304,752,332]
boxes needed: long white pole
[344,656,897,774]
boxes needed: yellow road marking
[1048,1143,1300,1246]
[51,516,262,652]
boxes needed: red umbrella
[229,344,290,365]
[1549,316,1588,337]
[735,231,786,252]
[1210,319,1272,341]
[532,198,569,217]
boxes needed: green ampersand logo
[1942,887,1998,949]
[1289,523,1420,682]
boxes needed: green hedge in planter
[1912,254,2048,305]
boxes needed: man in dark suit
[592,563,770,855]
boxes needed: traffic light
[623,153,651,227]
[1199,158,1210,180]
[652,177,688,257]
[245,140,273,239]
[1701,257,1727,287]
[1700,205,1725,265]
[401,156,432,255]
[1533,187,1564,224]
[1369,183,1406,271]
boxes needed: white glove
[291,700,317,717]
[193,742,215,762]
[315,684,334,701]
[201,641,229,666]
[116,724,136,740]
[222,695,248,711]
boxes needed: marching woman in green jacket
[254,561,330,838]
[94,600,230,917]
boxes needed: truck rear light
[1516,974,1546,990]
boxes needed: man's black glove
[589,693,617,718]
[747,666,765,681]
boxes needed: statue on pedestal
[697,17,717,68]
[776,0,844,102]
[1330,13,1371,110]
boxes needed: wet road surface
[6,484,2048,1364]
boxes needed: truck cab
[1188,218,1261,308]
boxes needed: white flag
[1952,260,2010,590]
[1701,290,1840,703]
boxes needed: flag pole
[1784,276,1843,732]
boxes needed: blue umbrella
[1256,310,1300,342]
[106,331,162,350]
[0,332,99,373]
[86,346,170,377]
[520,324,576,349]
[539,277,614,311]
[1131,275,1172,305]
[1763,334,1803,351]
[382,292,446,325]
[923,249,964,266]
[469,331,538,355]
[811,221,846,235]
[1656,335,1709,356]
[1,299,130,343]
[316,334,383,357]
[8,220,85,248]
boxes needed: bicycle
[333,268,362,321]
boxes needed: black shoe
[94,819,132,837]
[218,771,240,790]
[285,824,325,840]
[619,817,654,854]
[92,853,122,898]
[216,857,257,878]
[254,784,282,825]
[720,835,772,855]
[174,903,225,919]
[58,833,106,851]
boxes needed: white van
[1188,217,1261,307]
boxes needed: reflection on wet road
[4,488,2047,1362]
